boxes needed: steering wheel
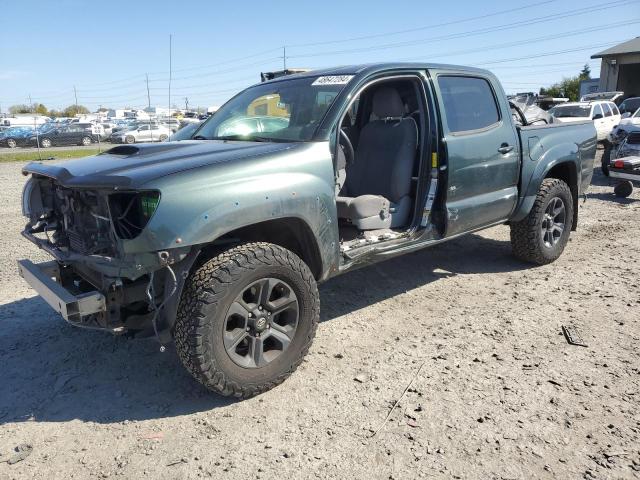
[339,128,355,165]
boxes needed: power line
[288,0,637,59]
[286,0,557,48]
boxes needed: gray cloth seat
[336,87,417,230]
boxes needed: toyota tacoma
[18,63,596,398]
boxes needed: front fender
[122,142,340,279]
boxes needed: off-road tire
[510,178,574,265]
[601,142,612,176]
[174,242,319,398]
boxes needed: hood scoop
[102,142,188,158]
[105,145,140,156]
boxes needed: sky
[0,0,638,112]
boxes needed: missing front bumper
[17,259,106,324]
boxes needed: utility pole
[282,46,287,70]
[184,97,189,112]
[28,94,33,112]
[73,86,78,114]
[168,34,172,116]
[146,73,151,109]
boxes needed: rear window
[437,76,500,133]
[551,105,591,118]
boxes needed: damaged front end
[19,172,196,339]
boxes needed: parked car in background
[580,91,624,104]
[0,126,35,148]
[111,124,172,143]
[168,121,202,141]
[100,123,115,138]
[159,118,180,132]
[603,108,640,175]
[30,124,99,147]
[618,97,640,116]
[550,100,620,142]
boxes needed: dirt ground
[0,149,638,480]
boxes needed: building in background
[579,78,600,99]
[592,37,640,98]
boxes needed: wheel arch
[544,161,579,231]
[202,217,325,281]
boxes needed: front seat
[336,86,417,230]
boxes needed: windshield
[550,105,591,118]
[193,75,350,142]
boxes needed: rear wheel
[6,138,17,148]
[80,136,92,146]
[159,134,168,142]
[174,242,319,398]
[125,135,135,144]
[40,138,52,148]
[510,178,574,265]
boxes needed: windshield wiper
[193,134,291,143]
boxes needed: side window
[610,103,619,116]
[592,104,603,119]
[139,125,150,131]
[603,104,612,117]
[437,76,500,132]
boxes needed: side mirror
[622,112,631,119]
[592,113,603,120]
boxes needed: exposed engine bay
[22,175,160,258]
[20,174,193,339]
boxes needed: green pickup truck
[18,63,596,398]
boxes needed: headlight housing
[108,191,160,239]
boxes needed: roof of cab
[259,62,493,85]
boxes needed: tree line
[539,64,591,101]
[7,104,91,118]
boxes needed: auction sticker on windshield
[312,75,354,86]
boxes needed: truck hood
[22,140,298,189]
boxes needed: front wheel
[174,242,319,398]
[159,134,168,142]
[125,135,135,144]
[510,178,574,265]
[80,136,92,146]
[6,138,17,148]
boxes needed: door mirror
[622,112,631,119]
[592,113,603,120]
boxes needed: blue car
[0,126,35,148]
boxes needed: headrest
[372,87,405,118]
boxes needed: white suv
[550,100,621,141]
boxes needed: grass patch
[0,148,102,163]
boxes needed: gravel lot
[0,149,638,479]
